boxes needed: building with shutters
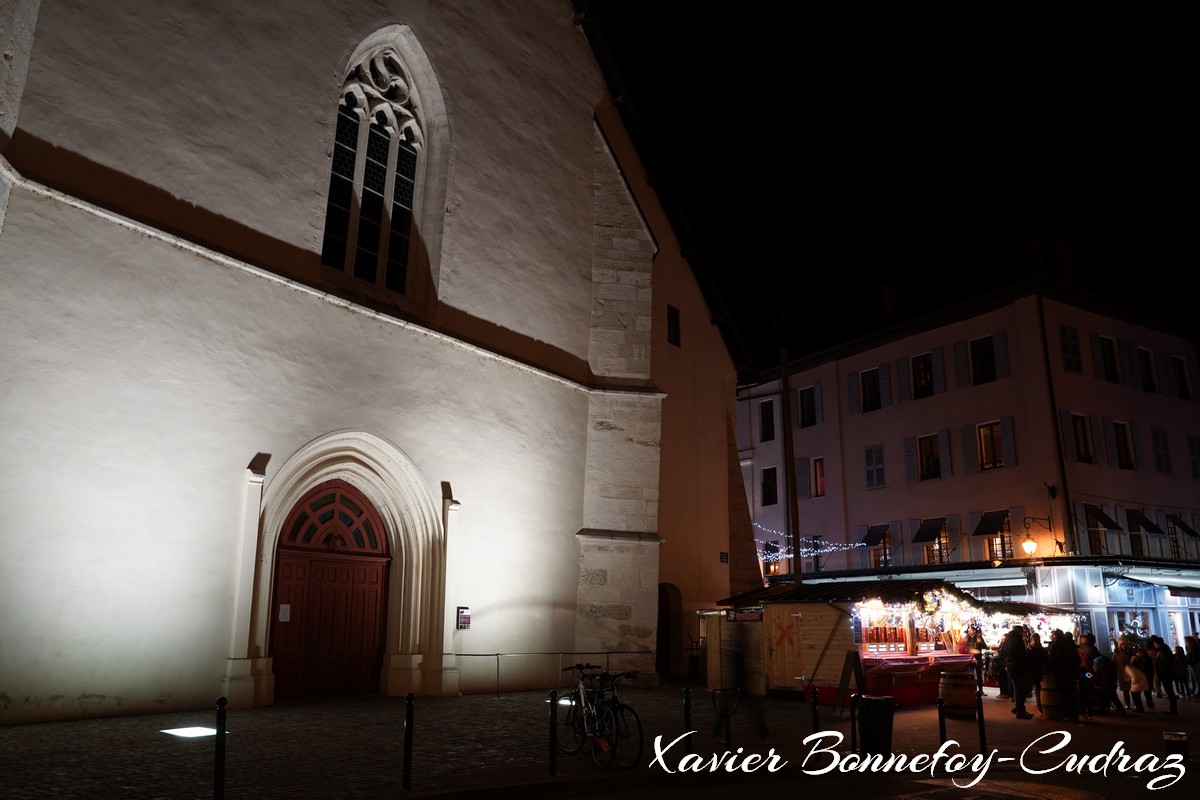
[736,281,1200,649]
[0,0,759,725]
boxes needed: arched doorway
[271,479,391,700]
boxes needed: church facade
[0,1,752,724]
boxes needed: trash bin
[858,695,896,756]
[1164,732,1188,761]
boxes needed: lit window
[763,541,781,576]
[812,457,825,498]
[977,421,1004,470]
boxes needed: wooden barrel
[939,671,977,720]
[1040,676,1065,720]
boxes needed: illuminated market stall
[709,578,1078,707]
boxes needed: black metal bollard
[936,696,947,745]
[811,687,820,734]
[214,696,227,800]
[849,694,858,754]
[403,692,415,790]
[682,687,693,756]
[975,690,987,755]
[548,690,558,776]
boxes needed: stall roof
[716,578,1075,619]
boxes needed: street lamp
[1021,532,1038,557]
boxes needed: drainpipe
[1035,292,1075,555]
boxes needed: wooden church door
[271,479,390,700]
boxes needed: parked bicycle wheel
[589,704,618,767]
[609,702,643,769]
[555,695,586,753]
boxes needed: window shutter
[1131,422,1144,470]
[1157,351,1174,396]
[896,358,910,403]
[847,373,860,415]
[814,382,823,424]
[993,330,1010,379]
[879,362,892,408]
[1000,416,1016,466]
[962,424,978,474]
[1090,415,1105,463]
[1103,418,1117,468]
[1118,340,1134,386]
[938,429,952,478]
[795,457,811,499]
[932,347,946,394]
[1127,342,1143,389]
[954,341,969,388]
[1090,332,1104,379]
[1061,410,1077,460]
[904,436,917,484]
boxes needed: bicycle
[556,663,617,767]
[594,669,643,769]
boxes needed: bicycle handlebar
[562,663,603,673]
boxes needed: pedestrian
[1115,639,1134,709]
[1132,647,1152,710]
[1001,624,1033,718]
[1027,632,1047,715]
[1090,651,1125,714]
[1173,645,1190,698]
[1124,649,1148,712]
[1151,636,1179,715]
[1186,634,1200,697]
[1077,633,1099,718]
[1048,629,1081,723]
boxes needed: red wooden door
[271,480,389,701]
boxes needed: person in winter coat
[1151,636,1179,714]
[1124,649,1149,712]
[1001,625,1033,719]
[1173,645,1190,697]
[1114,639,1134,709]
[1048,629,1081,723]
[1138,645,1157,709]
[1090,652,1125,714]
[1185,635,1200,697]
[1027,632,1047,715]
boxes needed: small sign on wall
[278,604,291,622]
[456,606,471,630]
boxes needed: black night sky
[583,4,1194,377]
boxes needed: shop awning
[1167,514,1199,538]
[862,524,890,546]
[1126,509,1165,534]
[1085,504,1122,531]
[911,517,946,543]
[972,510,1009,537]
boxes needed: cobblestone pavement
[2,682,1198,798]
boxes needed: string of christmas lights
[754,519,866,560]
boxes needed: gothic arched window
[320,48,424,295]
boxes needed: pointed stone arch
[253,430,449,697]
